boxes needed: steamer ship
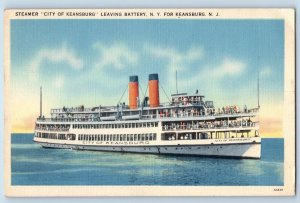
[34,74,261,159]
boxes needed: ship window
[153,133,157,140]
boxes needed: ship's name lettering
[83,141,150,145]
[215,138,251,142]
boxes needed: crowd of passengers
[163,119,255,130]
[158,105,249,118]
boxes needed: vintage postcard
[4,9,295,196]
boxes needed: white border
[3,8,295,197]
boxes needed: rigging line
[118,85,128,104]
[139,85,146,100]
[144,83,149,98]
[160,84,171,103]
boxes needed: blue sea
[11,134,283,186]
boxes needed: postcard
[4,8,295,196]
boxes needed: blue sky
[10,19,284,135]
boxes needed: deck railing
[38,108,258,123]
[162,122,257,131]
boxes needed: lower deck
[36,140,261,159]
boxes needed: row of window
[35,132,74,140]
[78,133,157,141]
[73,122,158,129]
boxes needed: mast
[40,86,42,117]
[257,73,260,109]
[176,70,178,94]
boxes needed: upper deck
[37,102,258,124]
[36,74,259,124]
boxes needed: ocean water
[11,134,283,186]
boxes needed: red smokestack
[149,73,159,107]
[129,75,139,109]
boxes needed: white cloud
[260,66,272,77]
[208,57,246,79]
[93,42,138,70]
[145,45,204,91]
[146,45,203,72]
[183,57,247,94]
[29,44,84,80]
[52,74,65,88]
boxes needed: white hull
[36,141,261,159]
